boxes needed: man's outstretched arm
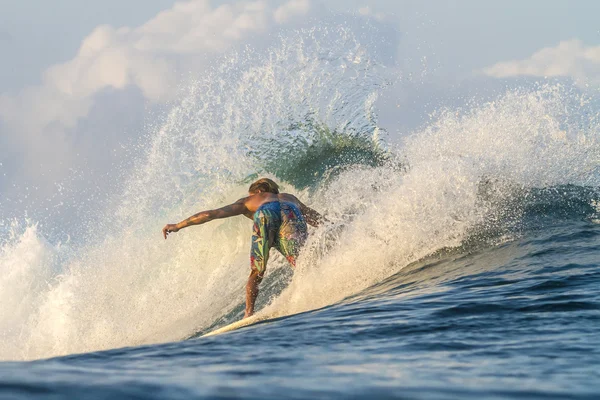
[162,198,248,239]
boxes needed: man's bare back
[240,192,319,223]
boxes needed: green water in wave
[248,120,390,190]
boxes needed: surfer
[162,178,323,318]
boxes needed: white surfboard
[201,314,275,338]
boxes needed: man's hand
[162,224,180,239]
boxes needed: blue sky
[1,0,599,221]
[2,0,598,92]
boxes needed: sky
[1,0,599,225]
[2,0,599,92]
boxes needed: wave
[1,25,599,361]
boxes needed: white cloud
[482,39,600,87]
[274,0,310,24]
[1,0,311,131]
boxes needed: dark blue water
[2,216,598,400]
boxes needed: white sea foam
[268,85,600,316]
[0,26,385,360]
[0,222,63,359]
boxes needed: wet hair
[249,178,279,194]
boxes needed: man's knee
[249,268,264,284]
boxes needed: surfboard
[201,314,274,338]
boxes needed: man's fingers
[163,224,178,239]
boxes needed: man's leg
[278,203,308,267]
[246,210,277,318]
[245,269,263,318]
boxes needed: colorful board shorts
[251,201,308,276]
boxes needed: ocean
[1,26,599,399]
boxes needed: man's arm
[297,199,324,228]
[162,198,248,239]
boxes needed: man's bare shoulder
[278,193,300,204]
[243,192,277,211]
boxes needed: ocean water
[1,26,600,399]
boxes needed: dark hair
[249,178,279,194]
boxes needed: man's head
[249,178,279,194]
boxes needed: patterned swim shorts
[250,201,308,275]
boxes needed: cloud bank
[1,0,311,133]
[483,39,600,87]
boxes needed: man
[162,178,323,318]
